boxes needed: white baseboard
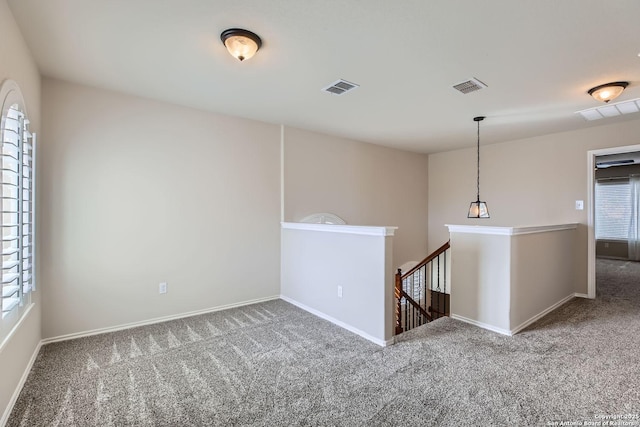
[280,295,393,347]
[450,314,512,336]
[510,293,575,335]
[4,295,281,424]
[42,295,280,345]
[0,340,41,427]
[574,292,591,299]
[452,293,578,336]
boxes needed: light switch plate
[575,200,584,210]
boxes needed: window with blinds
[595,180,631,240]
[1,81,36,328]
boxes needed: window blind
[1,105,35,317]
[595,180,631,241]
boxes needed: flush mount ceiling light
[588,81,628,103]
[220,28,262,62]
[468,116,490,219]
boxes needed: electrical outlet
[159,282,167,294]
[337,285,343,298]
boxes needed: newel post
[395,268,403,335]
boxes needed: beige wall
[284,127,429,267]
[0,0,42,420]
[450,233,511,331]
[450,226,577,334]
[509,229,576,330]
[41,79,282,338]
[429,118,640,294]
[40,79,430,341]
[281,224,395,344]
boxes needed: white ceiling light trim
[576,98,640,121]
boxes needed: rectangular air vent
[453,77,487,94]
[576,98,640,121]
[322,79,359,96]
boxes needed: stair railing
[395,240,450,334]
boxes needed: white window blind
[1,104,35,318]
[595,180,631,240]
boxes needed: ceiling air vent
[453,78,487,94]
[576,98,640,121]
[322,79,359,96]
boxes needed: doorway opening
[587,144,640,298]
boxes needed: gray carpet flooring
[7,259,640,426]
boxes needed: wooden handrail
[395,240,451,335]
[395,268,434,335]
[395,269,403,334]
[401,289,432,322]
[401,240,450,279]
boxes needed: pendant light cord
[476,119,480,202]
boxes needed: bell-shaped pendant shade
[468,200,490,219]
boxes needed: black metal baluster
[419,266,423,324]
[444,250,447,316]
[395,242,451,335]
[404,295,407,331]
[436,254,441,319]
[444,251,447,294]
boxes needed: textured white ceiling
[7,0,640,153]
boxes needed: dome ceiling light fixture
[220,28,262,62]
[588,81,629,103]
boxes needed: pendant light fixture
[468,116,490,219]
[588,81,628,103]
[220,28,262,62]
